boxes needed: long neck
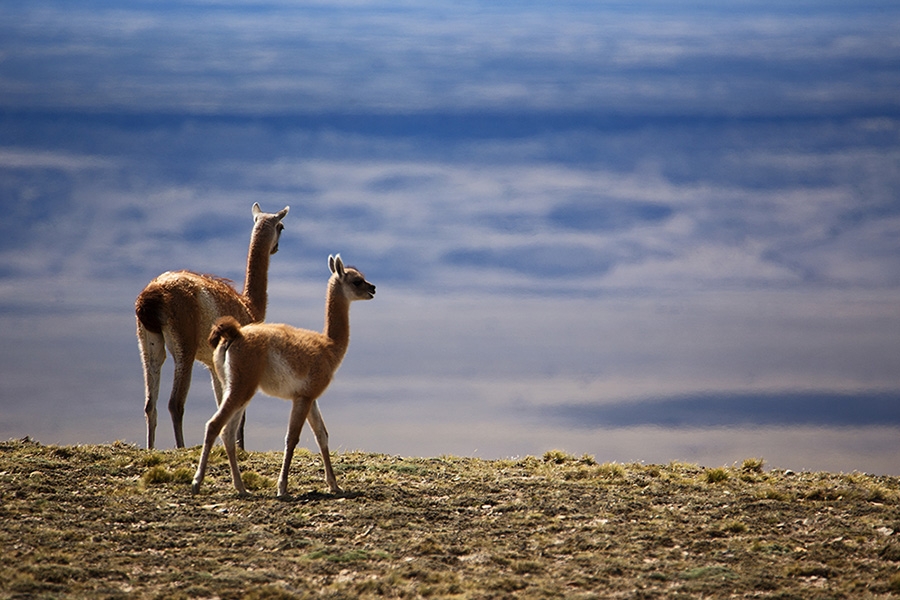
[323,278,351,356]
[241,227,272,321]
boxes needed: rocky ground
[2,438,900,598]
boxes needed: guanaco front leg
[278,397,315,498]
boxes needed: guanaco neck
[323,278,351,356]
[241,226,273,321]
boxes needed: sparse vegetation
[742,457,765,473]
[706,466,730,483]
[2,437,900,598]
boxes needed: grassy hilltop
[2,438,900,599]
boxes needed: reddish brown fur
[135,203,288,449]
[134,286,166,334]
[208,316,242,349]
[192,255,375,498]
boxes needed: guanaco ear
[276,206,289,220]
[329,254,345,277]
[252,202,262,218]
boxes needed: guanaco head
[251,202,290,254]
[329,254,376,301]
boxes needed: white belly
[258,350,306,400]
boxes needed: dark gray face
[329,254,375,299]
[346,270,376,300]
[271,221,284,254]
[252,204,289,255]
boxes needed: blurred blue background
[1,1,899,473]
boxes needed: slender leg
[221,408,248,496]
[191,412,223,495]
[137,323,166,449]
[165,328,199,449]
[278,397,314,498]
[168,357,194,449]
[192,392,249,495]
[237,411,247,451]
[209,362,247,450]
[307,401,342,493]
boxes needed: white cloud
[0,147,114,170]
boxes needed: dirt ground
[2,437,900,599]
